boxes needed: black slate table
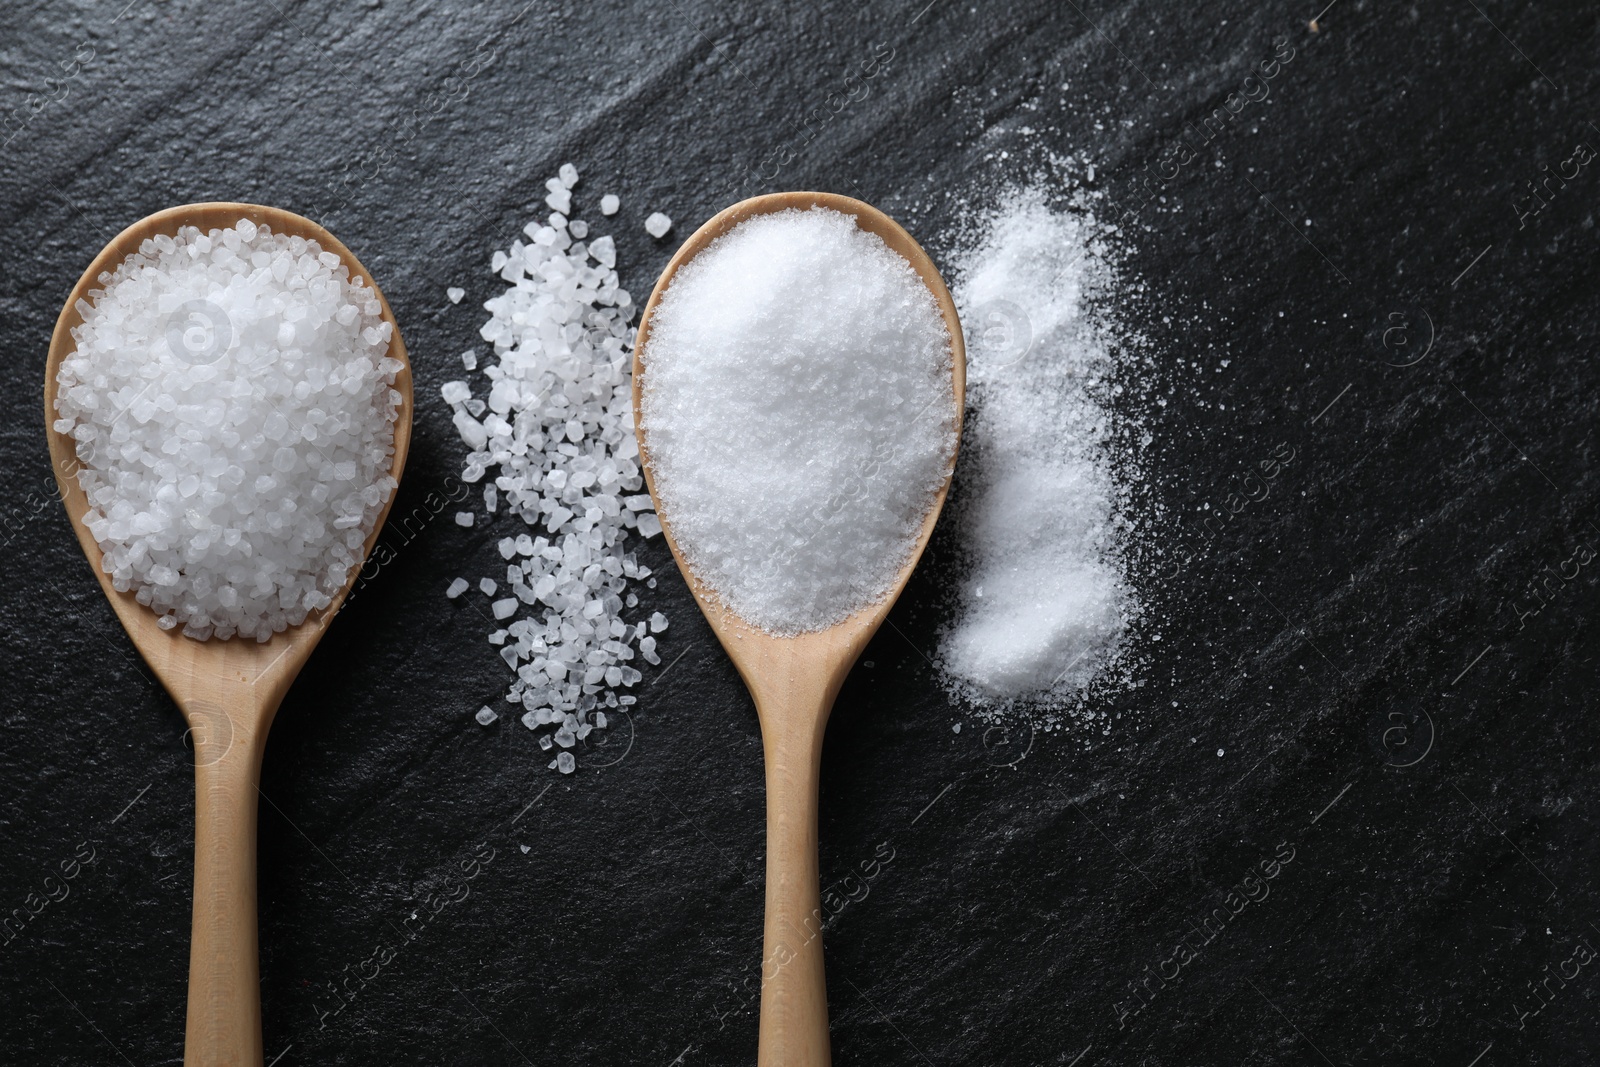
[3,1,1598,1064]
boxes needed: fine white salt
[937,185,1139,709]
[53,219,401,641]
[443,165,665,773]
[640,207,956,634]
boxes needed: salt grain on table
[937,184,1141,716]
[442,165,665,770]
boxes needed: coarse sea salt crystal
[53,219,400,641]
[447,287,465,304]
[937,184,1140,711]
[644,212,672,238]
[442,168,667,775]
[640,207,955,634]
[455,512,475,527]
[476,706,498,725]
[545,181,572,215]
[600,194,620,216]
[447,578,469,598]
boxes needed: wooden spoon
[42,203,413,1067]
[632,192,965,1066]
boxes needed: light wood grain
[632,192,965,1067]
[43,203,413,1067]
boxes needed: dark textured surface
[3,1,1599,1064]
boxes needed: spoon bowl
[633,192,964,1066]
[43,202,413,1067]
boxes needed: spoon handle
[757,699,832,1067]
[184,713,267,1067]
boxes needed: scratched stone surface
[2,1,1598,1064]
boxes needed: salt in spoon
[43,203,413,1067]
[632,191,965,1067]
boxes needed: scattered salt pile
[639,207,957,634]
[52,220,402,641]
[937,185,1139,712]
[443,165,666,772]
